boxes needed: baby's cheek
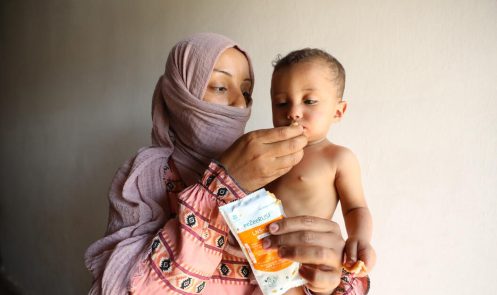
[308,109,325,118]
[307,110,324,122]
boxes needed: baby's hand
[344,237,376,276]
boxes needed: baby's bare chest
[267,153,339,219]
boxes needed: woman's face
[203,48,252,108]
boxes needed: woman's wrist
[212,159,249,194]
[202,160,247,204]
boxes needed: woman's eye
[304,99,317,105]
[243,91,252,102]
[213,86,228,93]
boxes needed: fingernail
[262,238,271,249]
[269,223,279,233]
[278,246,287,257]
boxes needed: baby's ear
[334,99,348,120]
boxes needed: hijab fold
[84,32,253,294]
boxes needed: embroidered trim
[154,232,210,280]
[199,162,245,204]
[177,199,210,222]
[211,260,251,282]
[331,270,371,295]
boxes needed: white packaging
[219,188,307,295]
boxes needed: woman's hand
[262,216,345,295]
[219,125,307,192]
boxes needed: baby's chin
[306,134,328,146]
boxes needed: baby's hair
[272,48,346,98]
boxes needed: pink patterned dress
[129,160,370,295]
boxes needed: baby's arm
[334,148,375,274]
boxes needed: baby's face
[271,61,342,143]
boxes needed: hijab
[153,32,253,184]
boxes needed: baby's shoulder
[321,143,358,167]
[322,142,355,158]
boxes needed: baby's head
[271,48,347,143]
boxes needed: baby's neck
[306,137,328,147]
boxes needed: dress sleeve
[129,160,247,294]
[331,271,370,295]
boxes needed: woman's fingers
[270,216,342,234]
[278,245,342,266]
[254,125,304,143]
[264,134,308,158]
[264,231,340,249]
[218,126,307,192]
[299,265,341,293]
[260,216,347,294]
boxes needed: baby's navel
[298,175,308,182]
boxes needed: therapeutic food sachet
[219,188,306,295]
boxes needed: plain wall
[1,1,496,294]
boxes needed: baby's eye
[304,99,318,105]
[275,102,288,107]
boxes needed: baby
[266,48,375,277]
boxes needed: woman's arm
[130,161,246,294]
[86,125,308,294]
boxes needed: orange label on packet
[237,216,292,272]
[219,188,307,295]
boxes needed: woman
[85,33,369,295]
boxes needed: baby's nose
[287,107,302,120]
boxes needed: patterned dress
[129,160,370,295]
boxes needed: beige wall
[1,1,496,294]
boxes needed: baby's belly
[268,183,338,220]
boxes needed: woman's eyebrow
[213,69,252,83]
[213,69,232,77]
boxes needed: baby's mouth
[289,120,304,127]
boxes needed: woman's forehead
[213,48,251,78]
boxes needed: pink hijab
[84,33,254,294]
